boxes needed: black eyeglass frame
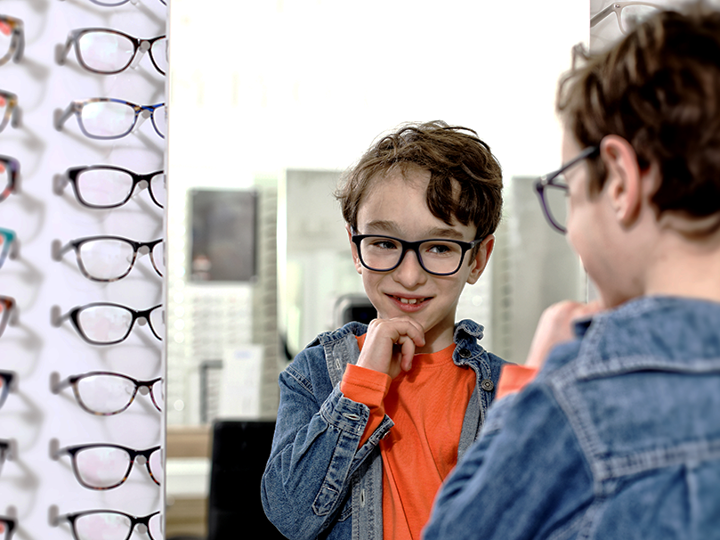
[533,145,600,234]
[52,371,163,415]
[0,371,15,410]
[0,16,24,67]
[53,443,162,490]
[54,236,164,281]
[55,165,165,209]
[351,234,483,276]
[55,509,161,540]
[53,302,163,345]
[56,28,167,75]
[0,515,15,540]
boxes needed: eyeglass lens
[542,178,569,231]
[72,445,163,489]
[72,167,165,209]
[77,101,165,139]
[76,237,164,280]
[75,304,163,344]
[71,511,162,540]
[618,4,660,34]
[358,236,467,274]
[74,30,167,75]
[73,373,163,414]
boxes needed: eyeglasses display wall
[0,0,167,537]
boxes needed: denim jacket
[424,296,720,540]
[261,319,507,540]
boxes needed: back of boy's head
[336,120,503,241]
[558,1,720,226]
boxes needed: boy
[424,3,720,539]
[261,121,508,539]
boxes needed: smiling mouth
[390,295,431,305]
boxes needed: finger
[399,337,416,371]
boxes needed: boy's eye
[423,242,458,256]
[369,239,399,250]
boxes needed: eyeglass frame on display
[54,98,166,140]
[351,233,483,276]
[533,145,600,234]
[52,442,162,490]
[0,371,15,410]
[52,302,163,345]
[56,28,167,76]
[0,515,15,540]
[51,371,163,415]
[0,90,21,133]
[51,508,162,540]
[52,236,164,282]
[0,296,18,339]
[0,156,19,204]
[54,165,165,210]
[64,0,168,7]
[0,439,15,476]
[590,1,661,35]
[0,228,19,270]
[0,16,24,67]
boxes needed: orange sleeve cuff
[495,364,539,400]
[341,364,391,446]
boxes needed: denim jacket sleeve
[261,345,393,540]
[423,377,594,540]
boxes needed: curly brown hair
[558,1,720,221]
[336,120,503,242]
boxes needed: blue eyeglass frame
[54,98,166,140]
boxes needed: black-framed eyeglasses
[0,371,15,410]
[590,1,661,35]
[54,165,165,209]
[0,156,19,204]
[0,515,15,540]
[533,146,599,234]
[0,90,20,133]
[351,234,482,276]
[53,442,162,490]
[0,228,18,270]
[52,302,164,345]
[53,236,164,281]
[54,98,166,140]
[53,509,162,540]
[51,371,163,415]
[0,16,24,67]
[56,28,167,76]
[0,439,14,477]
[0,295,17,339]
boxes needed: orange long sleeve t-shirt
[340,335,476,540]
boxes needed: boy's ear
[466,234,494,285]
[346,224,363,274]
[599,135,644,228]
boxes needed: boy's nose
[392,249,428,287]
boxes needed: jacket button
[458,348,471,359]
[481,379,494,392]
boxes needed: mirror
[163,0,590,535]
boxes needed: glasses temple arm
[49,372,73,395]
[130,40,151,69]
[53,102,76,132]
[50,305,73,329]
[54,34,75,67]
[590,4,615,28]
[12,24,24,63]
[50,239,75,262]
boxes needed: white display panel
[0,0,166,537]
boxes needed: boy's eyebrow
[361,221,466,240]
